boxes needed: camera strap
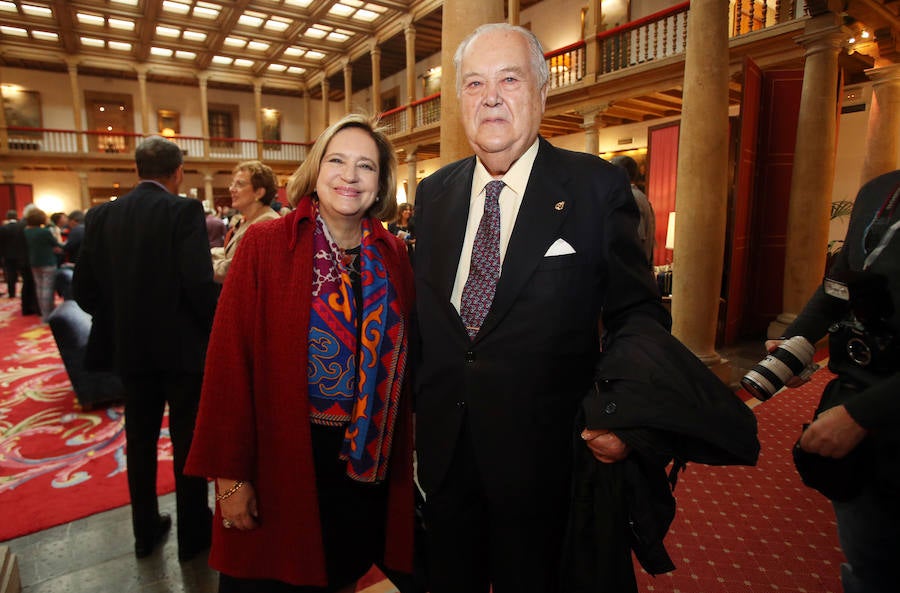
[863,183,900,270]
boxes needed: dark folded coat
[562,317,760,593]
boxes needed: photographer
[768,169,899,593]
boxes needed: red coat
[185,196,415,586]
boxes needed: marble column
[670,0,731,378]
[860,63,900,186]
[321,79,330,131]
[303,88,311,142]
[579,105,606,155]
[769,15,847,338]
[439,0,504,164]
[65,58,85,152]
[508,0,520,26]
[198,72,211,158]
[0,68,7,155]
[406,149,418,205]
[203,172,215,208]
[343,59,353,114]
[253,79,263,160]
[405,21,416,132]
[135,66,150,135]
[77,171,90,211]
[370,43,382,115]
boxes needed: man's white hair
[453,23,550,96]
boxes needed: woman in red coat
[186,113,417,592]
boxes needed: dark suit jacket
[73,182,218,375]
[413,136,670,505]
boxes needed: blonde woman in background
[211,160,280,282]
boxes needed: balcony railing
[547,42,586,89]
[2,126,309,162]
[597,2,690,75]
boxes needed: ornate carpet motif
[0,299,174,542]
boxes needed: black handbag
[792,378,871,502]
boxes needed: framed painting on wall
[2,88,42,136]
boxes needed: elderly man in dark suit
[412,23,671,593]
[73,136,219,561]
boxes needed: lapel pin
[554,201,565,211]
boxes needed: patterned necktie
[460,180,505,339]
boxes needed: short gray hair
[454,23,549,96]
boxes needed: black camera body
[828,318,897,373]
[826,269,897,373]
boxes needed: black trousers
[423,420,569,593]
[2,259,18,297]
[219,424,422,593]
[17,263,38,315]
[122,371,211,553]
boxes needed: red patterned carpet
[0,298,174,542]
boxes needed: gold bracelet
[215,480,246,502]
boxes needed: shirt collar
[472,138,540,197]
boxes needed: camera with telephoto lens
[827,270,897,374]
[741,336,819,401]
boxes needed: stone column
[405,21,417,132]
[343,59,353,113]
[253,79,264,160]
[203,172,215,208]
[579,105,607,155]
[77,171,91,210]
[860,63,900,186]
[406,149,418,205]
[135,65,150,135]
[371,43,382,115]
[508,0,520,26]
[769,15,847,338]
[321,78,330,131]
[583,0,602,82]
[302,87,311,142]
[670,0,731,378]
[198,72,211,158]
[65,58,86,152]
[440,0,505,164]
[0,68,7,155]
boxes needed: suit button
[465,351,476,363]
[456,401,466,407]
[604,402,617,414]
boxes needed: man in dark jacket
[73,135,219,562]
[0,210,19,297]
[772,169,900,593]
[62,210,85,264]
[5,206,40,314]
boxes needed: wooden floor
[3,342,765,593]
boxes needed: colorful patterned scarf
[307,213,407,482]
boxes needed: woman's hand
[217,478,260,531]
[581,428,630,463]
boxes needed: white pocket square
[544,238,576,257]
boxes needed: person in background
[769,169,900,593]
[412,23,671,593]
[610,155,655,267]
[186,113,418,593]
[10,204,40,315]
[63,210,85,265]
[0,210,20,297]
[73,135,219,562]
[205,203,227,249]
[23,208,62,321]
[210,160,280,282]
[388,202,415,246]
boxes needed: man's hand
[799,405,867,459]
[581,428,629,463]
